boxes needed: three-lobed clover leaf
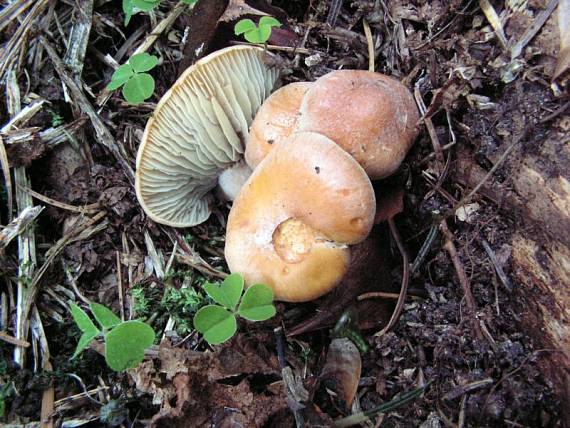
[194,305,237,345]
[238,284,276,321]
[235,16,282,44]
[107,53,158,104]
[203,273,244,311]
[193,274,276,346]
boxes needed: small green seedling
[193,273,276,345]
[234,16,282,44]
[123,0,198,26]
[107,52,158,104]
[70,302,155,371]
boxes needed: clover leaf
[235,16,281,44]
[107,53,158,104]
[194,305,237,345]
[203,273,243,311]
[238,284,276,321]
[193,274,276,346]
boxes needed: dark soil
[1,0,567,426]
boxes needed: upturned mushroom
[245,70,419,179]
[225,132,376,302]
[135,45,279,227]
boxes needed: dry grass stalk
[0,0,50,80]
[0,206,44,252]
[18,185,100,214]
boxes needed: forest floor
[0,0,568,427]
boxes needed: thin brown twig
[363,19,374,72]
[374,218,410,337]
[440,220,482,339]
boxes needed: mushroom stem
[217,160,253,201]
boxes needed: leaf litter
[0,0,568,426]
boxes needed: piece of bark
[454,116,570,404]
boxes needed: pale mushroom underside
[136,46,279,227]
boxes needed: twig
[0,331,31,347]
[510,0,559,59]
[374,218,410,337]
[411,225,439,274]
[0,206,44,252]
[18,185,99,214]
[479,0,509,51]
[116,251,125,321]
[0,135,12,221]
[363,19,375,72]
[274,327,306,428]
[231,41,312,54]
[481,239,512,292]
[440,220,482,339]
[326,0,344,27]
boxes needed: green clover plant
[234,16,282,44]
[70,302,155,371]
[193,273,276,345]
[123,0,198,26]
[107,53,158,104]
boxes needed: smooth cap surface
[225,132,376,302]
[245,82,312,168]
[298,70,419,179]
[136,45,279,227]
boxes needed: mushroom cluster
[226,69,420,302]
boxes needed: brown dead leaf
[320,338,362,408]
[218,0,267,22]
[131,338,286,427]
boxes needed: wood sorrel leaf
[234,19,256,35]
[107,63,134,90]
[193,305,237,345]
[89,303,122,330]
[238,284,276,321]
[259,16,281,29]
[203,273,244,310]
[122,73,155,104]
[69,302,98,334]
[129,53,158,73]
[104,321,155,371]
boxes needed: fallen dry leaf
[131,338,287,427]
[218,0,267,23]
[320,338,362,408]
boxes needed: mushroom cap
[298,70,419,179]
[225,132,376,302]
[135,46,279,227]
[245,82,312,168]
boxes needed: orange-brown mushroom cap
[298,70,420,179]
[225,132,376,302]
[245,82,312,168]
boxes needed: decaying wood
[455,116,570,398]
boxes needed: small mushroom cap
[225,132,376,302]
[245,82,312,168]
[298,70,420,179]
[136,46,278,227]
